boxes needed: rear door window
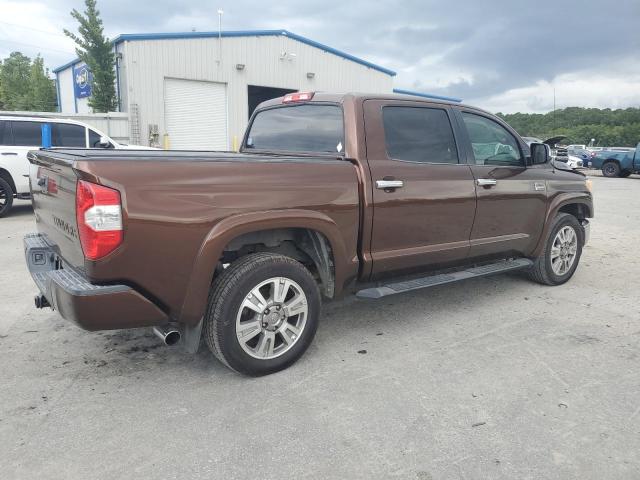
[10,121,42,146]
[246,104,344,154]
[52,123,86,147]
[0,121,11,145]
[382,106,459,164]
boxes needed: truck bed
[28,148,361,326]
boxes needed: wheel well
[0,169,16,192]
[559,203,589,220]
[220,228,336,298]
[602,159,620,166]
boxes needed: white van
[0,115,154,217]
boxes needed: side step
[356,258,533,299]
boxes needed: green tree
[28,56,57,111]
[64,0,116,112]
[497,107,640,147]
[0,51,32,110]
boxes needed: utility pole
[553,87,556,134]
[217,8,224,65]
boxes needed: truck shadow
[79,271,535,378]
[7,202,34,218]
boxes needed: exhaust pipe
[34,294,50,309]
[153,325,181,346]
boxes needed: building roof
[392,88,462,103]
[53,29,396,76]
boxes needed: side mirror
[98,136,112,148]
[530,142,550,165]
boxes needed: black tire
[528,213,584,286]
[203,252,321,376]
[602,161,620,178]
[0,177,14,218]
[620,170,632,178]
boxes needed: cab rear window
[245,104,344,154]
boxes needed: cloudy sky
[1,0,639,113]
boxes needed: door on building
[248,86,297,117]
[164,78,228,150]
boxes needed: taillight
[283,92,314,103]
[76,180,123,260]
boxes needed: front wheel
[0,178,14,218]
[602,161,620,178]
[203,252,321,376]
[528,213,584,286]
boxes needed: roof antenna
[217,8,224,64]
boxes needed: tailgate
[28,150,85,270]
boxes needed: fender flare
[532,192,593,257]
[178,209,356,325]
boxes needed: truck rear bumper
[24,233,169,331]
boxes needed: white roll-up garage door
[164,78,227,150]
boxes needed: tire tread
[203,252,317,374]
[0,177,14,218]
[528,212,582,286]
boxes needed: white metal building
[54,30,402,149]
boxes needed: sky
[1,0,639,113]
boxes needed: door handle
[1,152,18,156]
[376,179,404,190]
[476,178,497,187]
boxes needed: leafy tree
[0,52,32,110]
[64,0,116,112]
[497,107,640,147]
[28,56,57,111]
[0,52,56,111]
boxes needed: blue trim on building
[114,45,122,112]
[393,88,462,103]
[55,72,62,112]
[73,72,78,113]
[53,29,396,76]
[53,58,82,73]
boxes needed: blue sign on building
[73,64,92,98]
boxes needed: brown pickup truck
[24,92,593,375]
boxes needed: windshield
[245,104,344,154]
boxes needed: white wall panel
[122,35,393,148]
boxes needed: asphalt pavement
[1,173,639,479]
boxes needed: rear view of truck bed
[25,148,361,332]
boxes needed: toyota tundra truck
[24,92,593,376]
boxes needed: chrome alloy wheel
[550,226,578,276]
[235,277,308,360]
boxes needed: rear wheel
[602,161,620,178]
[0,178,14,218]
[528,213,583,286]
[203,252,321,376]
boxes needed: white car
[0,115,154,217]
[567,155,584,169]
